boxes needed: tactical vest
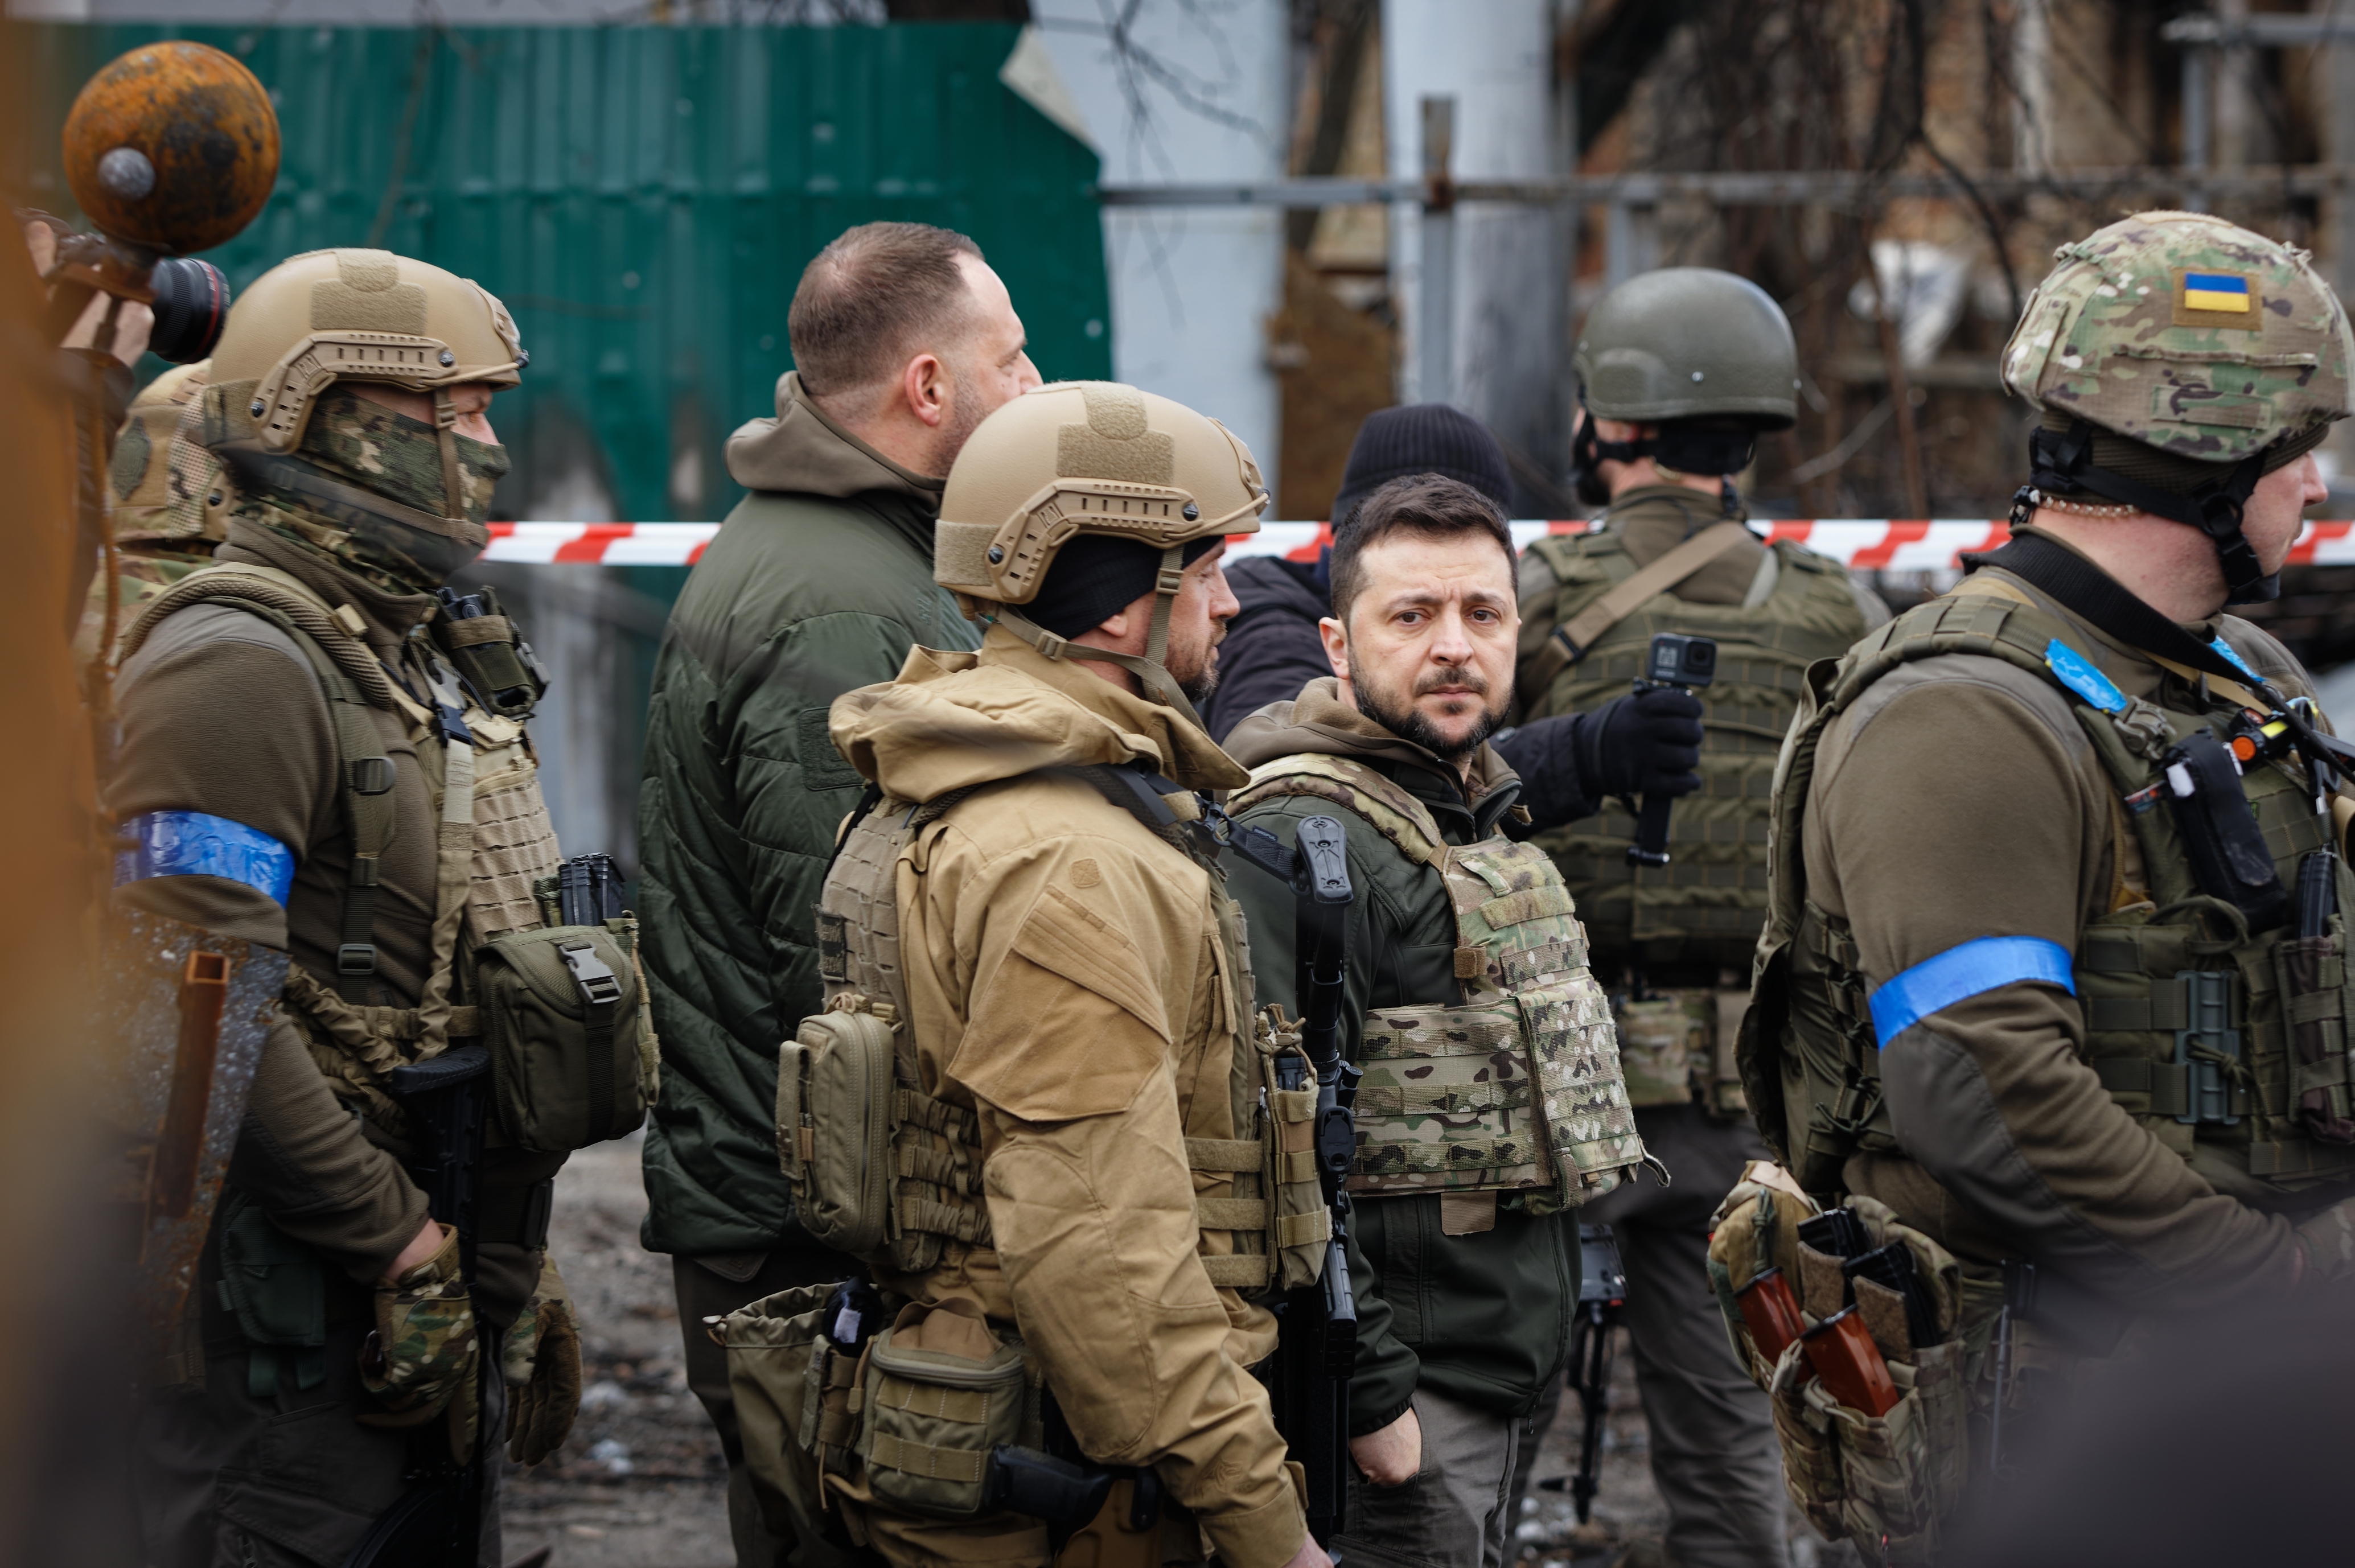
[1230,755,1650,1209]
[1745,578,2355,1201]
[788,772,1332,1298]
[1520,525,1869,976]
[117,562,656,1156]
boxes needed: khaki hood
[1222,676,1516,803]
[831,624,1250,802]
[724,370,945,504]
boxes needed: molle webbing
[1522,530,1869,971]
[820,774,1313,1288]
[817,796,996,1261]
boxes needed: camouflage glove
[2295,1200,2355,1282]
[502,1252,582,1466]
[356,1221,482,1463]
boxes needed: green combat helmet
[2002,210,2355,602]
[1569,267,1799,507]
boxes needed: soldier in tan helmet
[728,381,1332,1568]
[113,249,654,1566]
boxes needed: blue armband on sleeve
[114,810,297,907]
[1867,935,2076,1049]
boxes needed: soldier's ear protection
[1571,400,1761,507]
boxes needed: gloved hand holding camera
[1494,688,1704,836]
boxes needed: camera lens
[1687,641,1717,677]
[146,257,229,363]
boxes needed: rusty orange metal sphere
[63,41,280,257]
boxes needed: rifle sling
[1522,521,1755,706]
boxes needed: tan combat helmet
[197,248,524,525]
[2002,211,2355,601]
[935,380,1268,721]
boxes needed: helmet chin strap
[433,386,467,524]
[2022,417,2278,604]
[985,546,1211,731]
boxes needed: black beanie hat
[1026,533,1222,640]
[1331,404,1515,525]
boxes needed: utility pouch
[1705,1162,1820,1384]
[777,1007,896,1260]
[858,1300,1038,1518]
[478,921,650,1151]
[2274,908,2355,1144]
[1264,1044,1330,1293]
[722,1281,843,1547]
[432,585,548,720]
[1803,1344,1966,1567]
[2161,730,2289,932]
[1767,1340,1846,1545]
[216,1191,329,1397]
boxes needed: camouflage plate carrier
[1746,577,2355,1207]
[1230,755,1650,1209]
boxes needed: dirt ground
[503,1136,1829,1568]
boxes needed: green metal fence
[15,20,1113,524]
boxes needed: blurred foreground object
[40,39,277,365]
[0,44,130,1561]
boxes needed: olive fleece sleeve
[1814,659,2304,1307]
[225,1019,428,1285]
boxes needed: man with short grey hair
[636,220,1038,1568]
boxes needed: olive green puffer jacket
[636,373,979,1258]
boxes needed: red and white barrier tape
[483,518,2355,569]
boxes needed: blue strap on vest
[114,810,297,907]
[1868,935,2077,1048]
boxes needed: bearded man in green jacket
[1226,474,1652,1568]
[636,221,1038,1568]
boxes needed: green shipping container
[14,20,1113,524]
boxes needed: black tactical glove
[1576,687,1705,802]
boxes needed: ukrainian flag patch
[2182,271,2253,314]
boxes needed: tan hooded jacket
[829,625,1307,1568]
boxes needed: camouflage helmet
[2002,211,2354,599]
[198,248,524,525]
[935,380,1267,719]
[109,359,209,541]
[1571,267,1798,503]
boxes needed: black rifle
[1542,1225,1626,1523]
[1228,813,1359,1545]
[1624,632,1717,870]
[343,1045,492,1568]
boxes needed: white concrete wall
[1383,0,1567,487]
[1030,0,1291,497]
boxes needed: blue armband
[114,810,297,907]
[1867,936,2076,1049]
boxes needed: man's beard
[1350,661,1506,759]
[1172,627,1224,706]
